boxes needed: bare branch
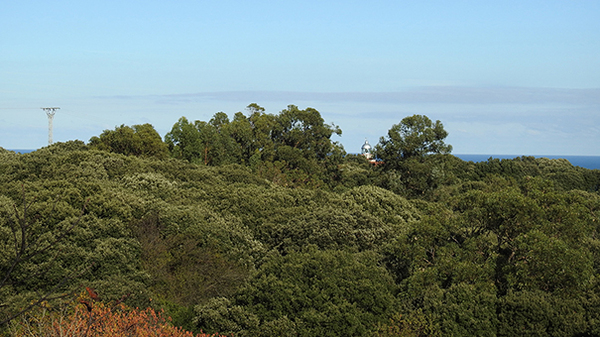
[0,187,91,326]
[0,263,93,326]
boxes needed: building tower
[361,138,373,160]
[41,107,60,145]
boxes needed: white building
[361,139,374,162]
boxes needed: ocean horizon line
[454,154,600,170]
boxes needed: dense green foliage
[164,104,344,188]
[2,106,600,336]
[89,123,169,159]
[375,114,452,163]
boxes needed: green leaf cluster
[165,104,344,188]
[89,123,169,159]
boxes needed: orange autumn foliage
[85,287,100,302]
[11,301,227,337]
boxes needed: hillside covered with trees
[2,104,600,336]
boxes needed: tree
[89,124,169,159]
[165,117,203,163]
[271,105,342,162]
[163,105,345,187]
[208,113,244,165]
[226,112,257,165]
[196,248,397,336]
[165,114,243,166]
[132,124,170,159]
[0,188,89,326]
[11,298,228,337]
[264,105,344,187]
[372,115,453,197]
[375,115,452,163]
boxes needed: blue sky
[1,1,599,155]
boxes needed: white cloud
[138,86,600,106]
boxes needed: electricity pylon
[41,107,60,145]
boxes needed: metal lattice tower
[41,107,60,145]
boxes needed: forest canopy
[2,105,600,336]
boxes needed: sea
[7,149,36,154]
[455,154,600,171]
[6,149,600,171]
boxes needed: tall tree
[373,115,453,197]
[269,105,344,187]
[166,114,242,166]
[246,103,277,164]
[164,117,203,163]
[272,105,342,160]
[164,104,344,186]
[376,114,452,163]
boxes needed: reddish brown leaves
[86,287,100,301]
[78,299,93,312]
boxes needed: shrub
[10,299,228,337]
